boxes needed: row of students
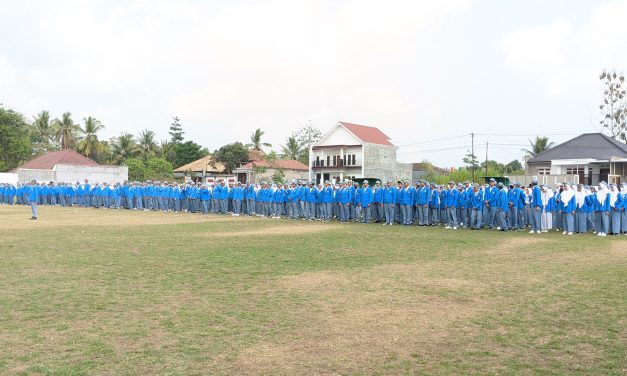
[3,179,627,236]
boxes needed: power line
[396,134,469,147]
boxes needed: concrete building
[309,121,412,184]
[412,163,449,182]
[234,159,308,183]
[13,149,128,184]
[522,133,627,185]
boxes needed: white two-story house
[309,121,412,184]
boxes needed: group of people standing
[1,178,626,236]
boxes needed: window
[537,168,550,175]
[315,156,320,166]
[326,156,330,166]
[352,154,356,165]
[566,168,584,175]
[332,155,336,166]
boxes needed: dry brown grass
[232,263,493,375]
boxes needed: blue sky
[1,0,625,167]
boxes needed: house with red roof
[309,121,412,184]
[13,149,128,184]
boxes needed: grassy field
[0,205,625,375]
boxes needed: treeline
[0,105,323,182]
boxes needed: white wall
[316,124,361,146]
[0,173,18,184]
[17,164,128,184]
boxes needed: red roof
[16,149,99,170]
[241,159,308,171]
[340,121,393,146]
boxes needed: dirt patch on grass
[0,206,240,230]
[233,263,491,374]
[199,224,336,238]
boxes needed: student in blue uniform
[357,181,373,223]
[383,181,397,226]
[28,180,40,220]
[470,183,483,229]
[417,180,431,226]
[621,183,627,235]
[445,181,459,229]
[495,183,509,231]
[372,181,383,223]
[596,182,610,236]
[609,183,621,235]
[429,183,439,225]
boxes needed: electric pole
[485,140,489,178]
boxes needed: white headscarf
[560,184,575,206]
[541,186,553,206]
[597,182,609,206]
[575,184,586,208]
[609,184,619,207]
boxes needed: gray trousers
[362,205,371,223]
[384,204,395,225]
[471,208,482,229]
[447,207,457,227]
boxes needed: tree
[0,106,32,171]
[53,112,81,149]
[505,159,523,173]
[599,70,627,142]
[111,133,139,163]
[145,157,173,179]
[246,128,272,151]
[214,142,249,173]
[124,158,147,181]
[173,141,206,168]
[158,139,175,165]
[292,122,322,165]
[76,117,105,160]
[280,136,304,160]
[480,160,506,174]
[462,151,480,171]
[30,110,57,154]
[137,129,158,161]
[169,116,184,144]
[522,136,555,157]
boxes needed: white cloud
[500,0,627,97]
[0,0,473,150]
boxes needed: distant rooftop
[527,133,627,163]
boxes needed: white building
[309,121,412,184]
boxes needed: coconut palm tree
[53,112,81,149]
[522,136,555,157]
[77,117,105,160]
[280,136,303,160]
[158,139,175,164]
[111,133,139,163]
[137,129,158,161]
[246,128,272,151]
[32,110,55,143]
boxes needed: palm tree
[53,112,81,149]
[158,139,175,164]
[32,110,55,144]
[111,133,139,163]
[137,129,158,161]
[246,128,272,151]
[280,136,303,160]
[77,117,105,159]
[522,136,555,157]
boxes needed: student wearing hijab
[575,184,588,234]
[621,183,627,235]
[540,185,554,233]
[560,184,575,235]
[596,182,610,236]
[609,183,621,235]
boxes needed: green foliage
[462,151,479,170]
[292,123,322,165]
[505,159,523,174]
[599,70,627,142]
[214,142,249,173]
[173,141,206,168]
[145,157,173,180]
[123,158,146,181]
[136,129,158,161]
[522,136,555,157]
[169,116,184,144]
[52,112,81,150]
[76,117,105,160]
[111,133,139,164]
[246,128,272,151]
[425,167,506,185]
[30,110,57,155]
[280,136,304,160]
[272,169,285,184]
[0,106,33,171]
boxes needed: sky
[2,0,626,168]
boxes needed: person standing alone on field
[28,180,40,220]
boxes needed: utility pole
[471,133,475,183]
